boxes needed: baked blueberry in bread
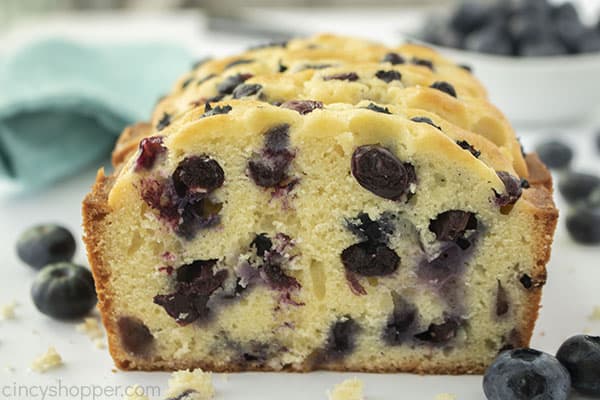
[83,34,557,373]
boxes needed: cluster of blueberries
[422,0,600,56]
[484,336,600,399]
[16,224,97,319]
[536,133,600,245]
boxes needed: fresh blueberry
[430,81,457,98]
[566,208,600,245]
[341,241,400,276]
[464,25,514,56]
[420,17,464,49]
[31,262,97,319]
[555,18,587,52]
[449,1,494,35]
[508,14,552,45]
[556,335,600,396]
[117,316,154,356]
[351,145,417,201]
[535,140,573,169]
[483,348,571,400]
[578,30,600,53]
[519,38,568,57]
[17,224,76,270]
[558,172,600,204]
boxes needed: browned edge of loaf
[82,124,558,374]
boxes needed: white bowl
[415,42,600,126]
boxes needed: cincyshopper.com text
[1,379,161,400]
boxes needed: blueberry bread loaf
[83,34,557,374]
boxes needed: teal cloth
[0,39,193,187]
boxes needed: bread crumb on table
[435,394,456,400]
[31,347,63,373]
[166,368,214,400]
[1,301,17,319]
[122,384,149,400]
[327,378,364,400]
[76,317,106,348]
[589,306,600,321]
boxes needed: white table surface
[1,10,600,400]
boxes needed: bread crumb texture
[1,301,17,319]
[31,347,63,373]
[589,306,600,321]
[327,378,364,400]
[166,368,215,400]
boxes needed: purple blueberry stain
[414,317,461,344]
[494,171,523,211]
[156,113,171,131]
[429,210,477,242]
[383,293,418,345]
[411,116,442,130]
[140,155,225,240]
[496,280,509,317]
[381,52,406,65]
[375,70,402,83]
[322,317,361,362]
[153,259,228,325]
[247,124,296,190]
[411,57,434,70]
[456,140,481,158]
[280,100,323,115]
[201,103,232,118]
[217,73,253,95]
[224,59,254,69]
[351,144,417,202]
[232,83,262,99]
[430,81,457,98]
[135,136,166,172]
[117,316,154,356]
[323,72,359,81]
[365,103,391,114]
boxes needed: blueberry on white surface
[556,335,600,396]
[558,172,600,205]
[31,263,97,319]
[17,224,76,270]
[566,208,600,245]
[483,348,570,400]
[535,140,573,169]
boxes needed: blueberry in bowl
[17,224,76,270]
[411,0,600,123]
[31,263,97,319]
[483,348,571,400]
